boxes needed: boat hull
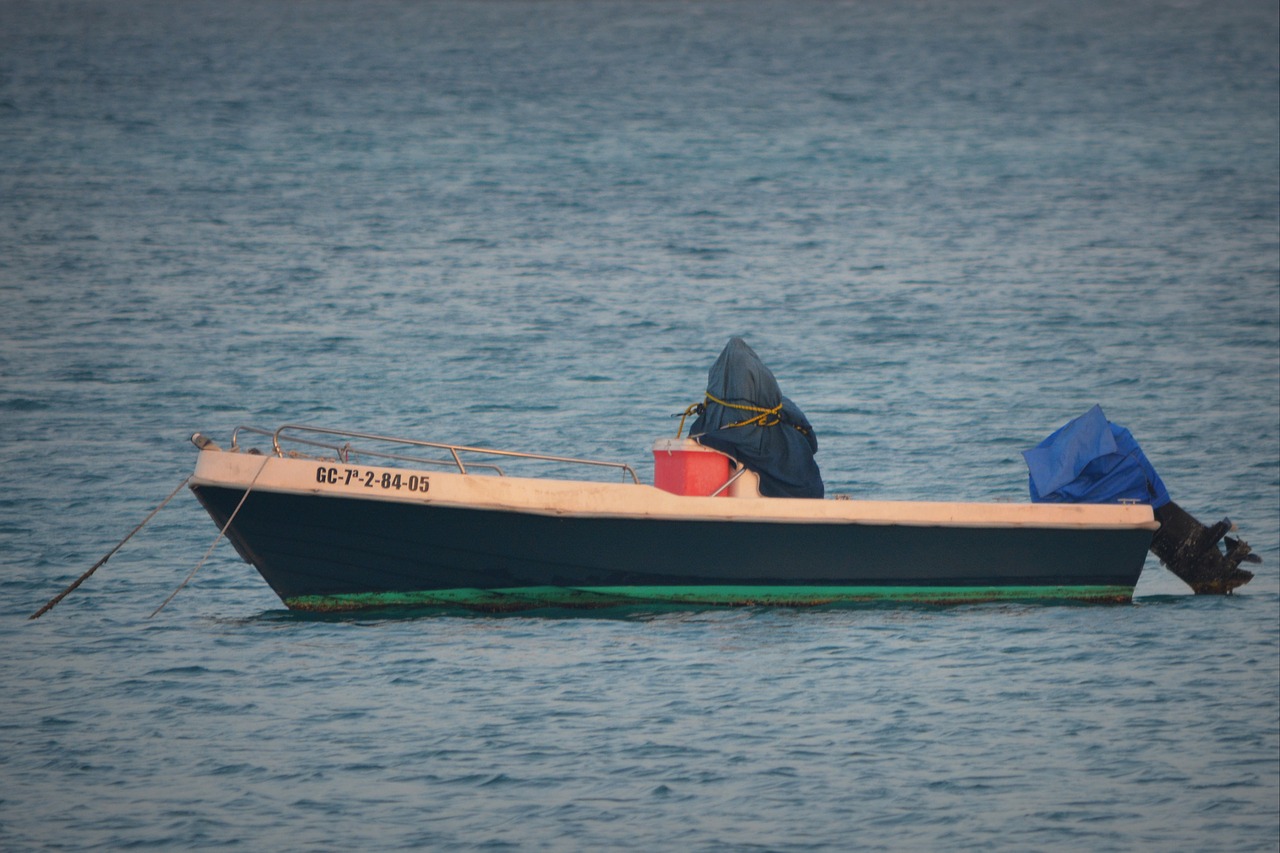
[189,451,1156,612]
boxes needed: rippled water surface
[2,1,1277,849]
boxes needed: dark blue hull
[191,484,1154,611]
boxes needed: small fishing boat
[188,340,1256,612]
[189,430,1162,611]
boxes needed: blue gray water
[2,0,1277,849]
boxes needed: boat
[187,340,1256,612]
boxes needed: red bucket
[652,438,732,496]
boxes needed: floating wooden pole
[29,476,192,620]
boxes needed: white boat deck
[192,445,1159,532]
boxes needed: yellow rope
[674,393,812,440]
[675,402,702,438]
[705,392,784,429]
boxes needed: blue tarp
[1023,404,1170,507]
[688,338,823,499]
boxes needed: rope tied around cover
[674,393,784,437]
[705,392,784,428]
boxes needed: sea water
[1,0,1277,849]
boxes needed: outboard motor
[1147,502,1258,594]
[1025,405,1257,594]
[681,337,823,499]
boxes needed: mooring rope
[28,476,193,620]
[149,456,270,619]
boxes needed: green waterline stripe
[285,584,1134,611]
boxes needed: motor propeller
[1149,501,1258,594]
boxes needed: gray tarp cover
[688,338,824,498]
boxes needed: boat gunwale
[190,446,1161,532]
